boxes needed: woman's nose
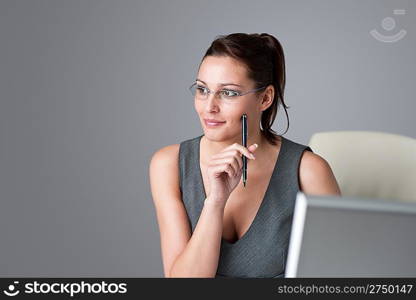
[205,92,221,111]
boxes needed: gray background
[0,0,414,276]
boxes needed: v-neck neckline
[196,134,286,247]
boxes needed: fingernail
[254,144,258,148]
[250,153,256,159]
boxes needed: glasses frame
[188,82,268,101]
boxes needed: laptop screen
[285,192,416,277]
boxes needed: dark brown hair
[199,32,289,145]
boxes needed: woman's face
[194,55,266,141]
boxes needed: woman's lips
[204,119,226,127]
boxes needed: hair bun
[259,33,278,50]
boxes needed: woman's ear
[260,85,274,111]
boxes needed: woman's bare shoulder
[298,151,341,196]
[149,144,182,198]
[150,144,180,164]
[149,144,181,181]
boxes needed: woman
[149,33,341,278]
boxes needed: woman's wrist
[204,196,226,211]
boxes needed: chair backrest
[308,131,416,202]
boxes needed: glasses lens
[189,84,241,101]
[190,84,208,99]
[189,83,196,96]
[219,89,240,101]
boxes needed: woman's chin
[203,129,239,141]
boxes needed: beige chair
[308,131,416,203]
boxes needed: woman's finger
[213,147,255,162]
[224,143,257,160]
[209,162,236,178]
[211,150,244,168]
[209,156,241,175]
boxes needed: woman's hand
[205,143,258,207]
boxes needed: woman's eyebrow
[196,79,243,87]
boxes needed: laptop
[285,192,416,277]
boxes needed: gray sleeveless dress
[178,134,313,278]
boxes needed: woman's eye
[221,90,239,97]
[196,86,208,94]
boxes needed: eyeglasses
[189,82,267,103]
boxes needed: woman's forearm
[167,196,225,278]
